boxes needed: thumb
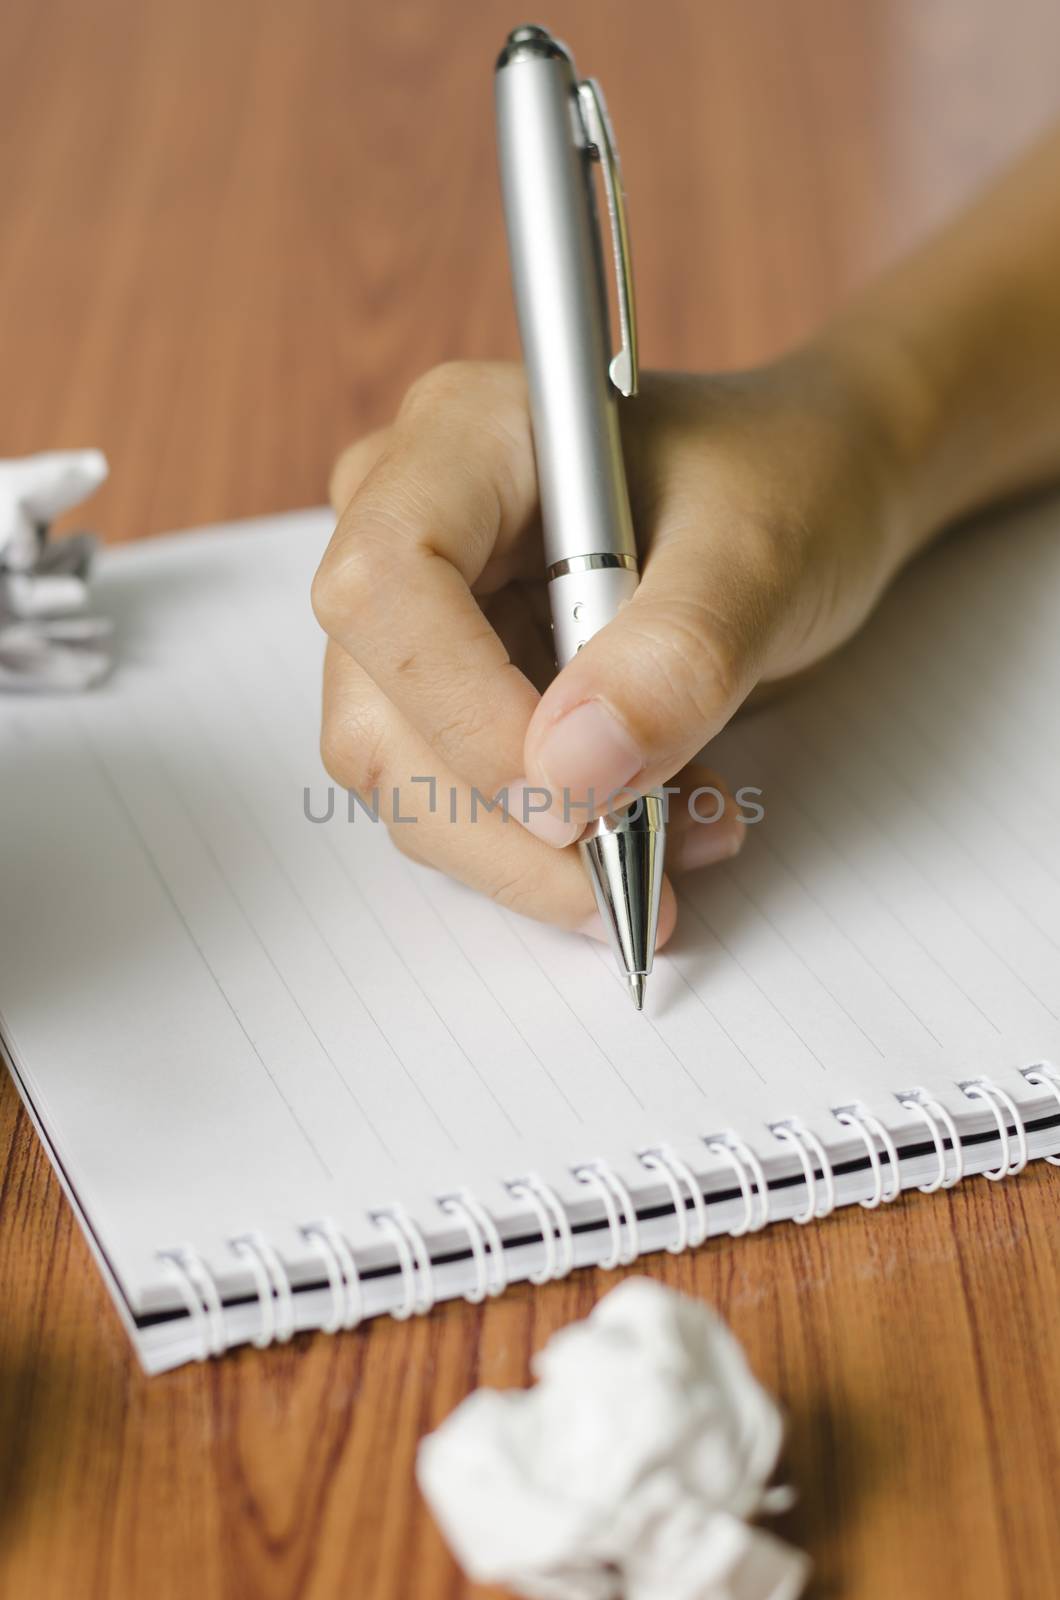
[520,540,768,845]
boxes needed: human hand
[312,346,906,942]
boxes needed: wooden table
[2,2,1058,1594]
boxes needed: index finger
[311,361,543,798]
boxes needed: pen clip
[576,78,638,398]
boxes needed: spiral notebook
[1,501,1059,1372]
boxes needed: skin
[313,124,1060,943]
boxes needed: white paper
[417,1279,809,1600]
[0,501,1058,1369]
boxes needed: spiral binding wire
[639,1147,707,1252]
[157,1072,1051,1356]
[705,1134,770,1233]
[961,1079,1027,1179]
[158,1247,226,1361]
[506,1175,575,1283]
[438,1189,508,1302]
[371,1206,436,1319]
[303,1220,364,1333]
[231,1232,295,1347]
[896,1089,964,1191]
[834,1106,900,1208]
[1022,1067,1060,1165]
[574,1162,640,1268]
[770,1122,836,1224]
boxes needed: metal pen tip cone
[580,794,666,995]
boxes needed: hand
[312,347,906,942]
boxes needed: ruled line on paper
[737,706,1006,1039]
[864,591,1060,870]
[587,935,767,1086]
[109,582,468,1164]
[749,832,945,1051]
[714,720,948,1051]
[129,670,461,1163]
[409,873,589,1126]
[502,915,646,1112]
[71,710,335,1180]
[840,631,1060,935]
[123,689,397,1161]
[581,935,729,1099]
[714,863,886,1060]
[675,887,828,1073]
[176,622,549,1145]
[889,529,1060,814]
[162,662,466,1153]
[325,829,525,1139]
[817,675,1060,1024]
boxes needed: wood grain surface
[1,2,1059,1597]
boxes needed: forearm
[821,123,1060,561]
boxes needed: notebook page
[1,503,1058,1328]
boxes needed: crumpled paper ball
[0,449,112,690]
[417,1278,808,1600]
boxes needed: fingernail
[673,815,746,873]
[534,700,643,810]
[577,913,609,944]
[505,779,582,848]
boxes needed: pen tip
[628,974,645,1011]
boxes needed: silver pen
[495,24,665,1010]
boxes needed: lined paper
[1,501,1058,1333]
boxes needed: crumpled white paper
[0,449,113,691]
[417,1278,809,1600]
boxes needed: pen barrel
[547,562,638,667]
[495,42,637,630]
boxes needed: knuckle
[319,711,389,798]
[400,360,520,424]
[310,560,340,635]
[311,529,383,636]
[402,360,480,415]
[328,440,369,513]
